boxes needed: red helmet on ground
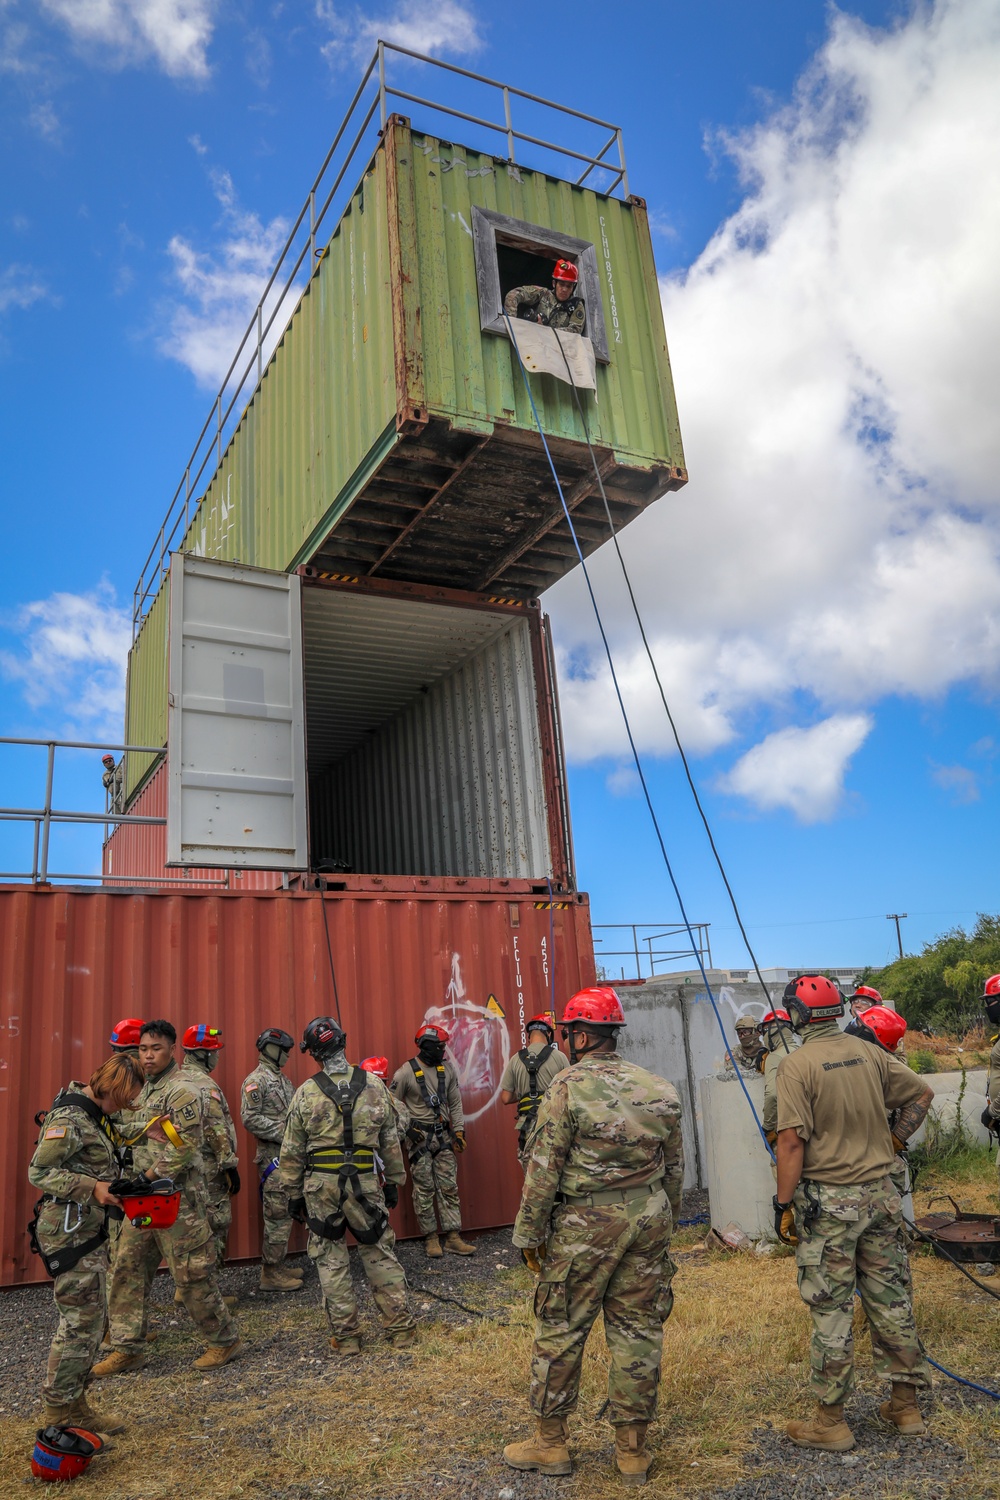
[782,975,844,1026]
[109,1017,144,1050]
[983,974,1000,999]
[551,258,579,284]
[415,1023,450,1046]
[120,1188,182,1230]
[181,1024,223,1051]
[760,1009,792,1026]
[851,984,882,1006]
[361,1055,389,1081]
[561,987,626,1027]
[860,1005,907,1052]
[31,1426,103,1482]
[526,1013,555,1040]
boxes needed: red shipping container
[0,882,594,1287]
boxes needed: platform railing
[0,736,178,885]
[131,41,629,638]
[593,922,713,982]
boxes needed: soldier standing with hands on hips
[241,1027,304,1292]
[505,987,684,1488]
[391,1023,476,1258]
[774,975,934,1452]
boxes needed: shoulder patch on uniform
[177,1101,199,1122]
[44,1126,67,1139]
[210,1088,222,1100]
[245,1083,260,1096]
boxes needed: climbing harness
[516,1044,555,1148]
[407,1059,453,1158]
[259,1157,280,1199]
[303,1069,388,1246]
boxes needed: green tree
[860,913,1000,1032]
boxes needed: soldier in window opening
[503,259,586,335]
[390,1023,476,1258]
[241,1027,305,1292]
[718,1012,766,1079]
[499,1014,568,1169]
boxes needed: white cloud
[717,714,873,822]
[931,762,980,804]
[317,0,482,69]
[28,99,59,140]
[158,168,296,390]
[0,584,130,737]
[0,263,50,314]
[545,0,1000,821]
[39,0,217,80]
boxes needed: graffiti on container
[422,952,511,1124]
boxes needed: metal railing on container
[593,921,713,982]
[0,737,227,887]
[132,40,630,638]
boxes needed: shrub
[909,1049,938,1075]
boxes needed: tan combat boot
[786,1401,855,1451]
[192,1338,243,1370]
[503,1417,572,1476]
[330,1336,362,1356]
[389,1327,417,1349]
[425,1232,443,1258]
[67,1393,126,1439]
[879,1382,927,1435]
[614,1423,651,1486]
[444,1230,476,1256]
[90,1350,147,1378]
[42,1402,76,1426]
[259,1264,302,1291]
[174,1286,185,1305]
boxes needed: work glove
[225,1167,241,1196]
[982,1106,996,1131]
[110,1175,174,1198]
[452,1130,467,1154]
[383,1183,399,1209]
[288,1196,308,1225]
[772,1195,798,1246]
[521,1244,547,1276]
[764,1129,778,1148]
[406,1125,426,1147]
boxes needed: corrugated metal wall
[0,884,595,1286]
[398,127,684,468]
[311,617,550,878]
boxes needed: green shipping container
[126,114,686,785]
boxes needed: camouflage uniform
[241,1055,296,1267]
[106,1060,237,1355]
[777,1022,931,1406]
[503,286,586,335]
[180,1055,238,1269]
[391,1058,465,1235]
[280,1062,414,1342]
[28,1085,118,1404]
[513,1052,685,1425]
[987,1032,1000,1198]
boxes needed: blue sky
[1,0,998,972]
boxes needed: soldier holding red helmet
[391,1023,476,1258]
[503,258,586,335]
[774,975,934,1452]
[504,986,684,1488]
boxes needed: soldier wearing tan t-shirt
[499,1015,569,1166]
[774,975,933,1455]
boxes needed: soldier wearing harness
[241,1026,304,1291]
[28,1053,144,1440]
[391,1023,476,1259]
[503,258,586,335]
[500,1014,568,1167]
[280,1017,415,1356]
[179,1024,240,1292]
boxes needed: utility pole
[886,913,907,960]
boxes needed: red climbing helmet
[850,984,882,1006]
[983,974,1000,999]
[31,1426,104,1482]
[109,1017,144,1050]
[181,1024,223,1051]
[760,1009,792,1026]
[119,1187,182,1229]
[361,1055,389,1081]
[782,975,844,1026]
[415,1023,450,1046]
[561,987,626,1027]
[860,1005,907,1053]
[551,258,579,284]
[526,1013,556,1040]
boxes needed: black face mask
[419,1042,446,1064]
[985,998,1000,1028]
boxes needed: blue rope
[924,1356,1000,1400]
[503,314,774,1161]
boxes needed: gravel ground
[1,1194,991,1499]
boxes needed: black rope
[552,332,773,1005]
[318,882,342,1026]
[903,1216,1000,1303]
[408,1281,504,1320]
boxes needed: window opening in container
[472,205,609,363]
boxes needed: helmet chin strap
[567,1027,604,1065]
